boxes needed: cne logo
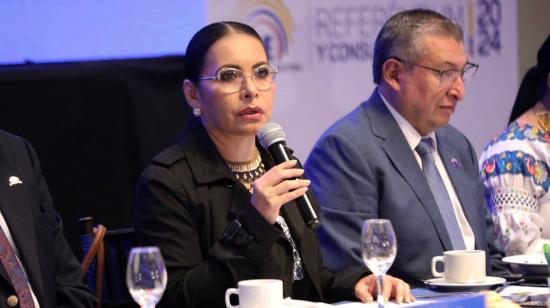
[233,0,295,61]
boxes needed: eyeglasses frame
[391,56,479,84]
[196,64,278,93]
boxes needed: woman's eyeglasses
[198,64,278,94]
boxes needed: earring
[193,108,202,117]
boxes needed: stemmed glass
[126,246,168,308]
[361,219,397,307]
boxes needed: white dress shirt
[380,91,475,250]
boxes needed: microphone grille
[257,122,286,149]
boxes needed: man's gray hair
[372,9,464,84]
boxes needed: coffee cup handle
[431,256,444,277]
[225,288,239,308]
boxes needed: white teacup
[431,250,486,283]
[225,279,282,308]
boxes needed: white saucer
[502,254,548,275]
[424,276,506,288]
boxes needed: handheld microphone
[257,122,321,229]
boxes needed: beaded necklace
[226,151,266,192]
[535,102,550,133]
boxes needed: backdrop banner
[208,0,518,160]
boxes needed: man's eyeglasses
[392,57,479,85]
[197,64,278,94]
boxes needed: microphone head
[258,122,286,149]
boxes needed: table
[333,284,549,307]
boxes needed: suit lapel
[0,159,44,301]
[366,91,454,250]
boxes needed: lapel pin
[8,176,23,187]
[450,158,461,168]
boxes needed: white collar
[378,89,437,150]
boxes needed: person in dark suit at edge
[0,129,96,307]
[134,21,414,308]
[305,8,506,285]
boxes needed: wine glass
[126,246,168,308]
[361,219,397,307]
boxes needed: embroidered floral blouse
[479,121,550,255]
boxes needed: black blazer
[135,121,361,308]
[0,130,96,307]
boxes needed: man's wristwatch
[223,219,253,247]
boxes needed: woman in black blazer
[134,21,413,308]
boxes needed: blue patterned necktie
[415,138,466,250]
[0,227,36,307]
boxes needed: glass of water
[126,246,167,308]
[361,219,397,307]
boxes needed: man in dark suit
[305,9,500,285]
[0,129,96,307]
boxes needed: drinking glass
[361,219,397,307]
[126,246,167,308]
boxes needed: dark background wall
[0,56,191,257]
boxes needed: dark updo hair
[184,21,266,82]
[508,35,550,123]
